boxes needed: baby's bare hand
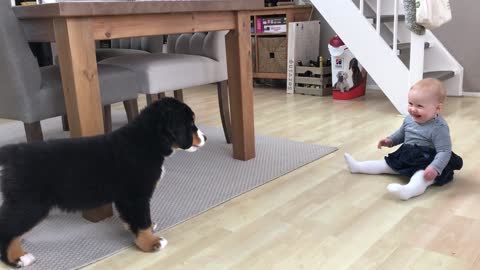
[424,166,438,181]
[377,138,393,149]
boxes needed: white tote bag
[416,0,452,29]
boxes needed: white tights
[344,153,435,200]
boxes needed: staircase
[309,0,463,115]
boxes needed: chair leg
[61,115,69,131]
[24,121,44,143]
[217,80,232,144]
[146,94,159,106]
[146,93,166,106]
[173,89,184,102]
[103,105,112,133]
[123,99,139,123]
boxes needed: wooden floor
[4,85,480,269]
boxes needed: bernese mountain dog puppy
[0,97,206,267]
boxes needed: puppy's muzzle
[185,129,206,152]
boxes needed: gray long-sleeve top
[388,115,452,174]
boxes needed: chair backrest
[110,38,146,50]
[0,1,42,121]
[105,31,228,62]
[166,31,228,64]
[102,35,165,53]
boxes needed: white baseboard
[463,92,480,97]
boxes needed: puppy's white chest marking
[156,165,165,188]
[159,165,165,181]
[166,149,176,157]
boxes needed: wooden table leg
[54,17,113,222]
[225,11,256,161]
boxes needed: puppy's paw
[135,228,168,252]
[158,237,168,250]
[135,235,158,252]
[15,253,36,268]
[150,237,168,251]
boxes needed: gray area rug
[0,111,337,270]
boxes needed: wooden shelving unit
[248,5,313,80]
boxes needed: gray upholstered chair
[0,1,139,142]
[95,36,164,61]
[57,37,161,131]
[100,31,232,143]
[96,36,188,105]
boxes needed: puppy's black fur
[0,97,203,266]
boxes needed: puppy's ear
[160,126,176,144]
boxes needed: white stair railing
[311,0,409,114]
[359,0,461,95]
[392,0,399,53]
[311,0,463,114]
[376,0,382,34]
[364,0,426,87]
[409,33,426,86]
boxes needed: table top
[13,0,264,18]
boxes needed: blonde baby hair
[410,78,447,103]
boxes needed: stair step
[368,15,406,24]
[390,42,431,54]
[423,71,455,81]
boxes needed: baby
[344,78,463,200]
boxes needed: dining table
[13,0,261,222]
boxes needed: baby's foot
[344,153,360,173]
[387,183,411,201]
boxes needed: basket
[257,37,287,73]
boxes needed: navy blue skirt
[384,144,463,186]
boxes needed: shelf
[253,72,287,79]
[246,5,312,16]
[248,5,313,80]
[252,32,287,36]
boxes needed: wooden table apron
[14,1,259,222]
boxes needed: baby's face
[407,88,441,124]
